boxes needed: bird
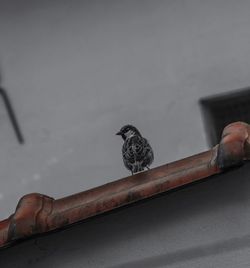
[116,124,154,175]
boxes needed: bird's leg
[131,171,134,176]
[146,166,150,170]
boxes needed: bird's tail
[133,162,144,173]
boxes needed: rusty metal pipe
[1,121,250,249]
[48,149,219,229]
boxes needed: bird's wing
[122,140,134,171]
[122,136,154,171]
[141,138,154,167]
[122,136,141,161]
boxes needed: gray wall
[1,0,250,266]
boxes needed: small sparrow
[116,125,154,175]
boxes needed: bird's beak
[116,131,122,136]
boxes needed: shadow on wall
[110,234,250,268]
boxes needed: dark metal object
[200,88,250,147]
[0,122,249,249]
[0,88,24,144]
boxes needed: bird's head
[116,125,141,140]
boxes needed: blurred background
[2,1,250,267]
[1,0,250,219]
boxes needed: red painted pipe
[1,122,250,249]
